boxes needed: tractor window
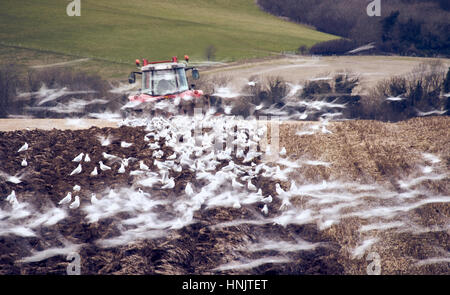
[143,71,150,90]
[176,68,189,92]
[152,70,178,96]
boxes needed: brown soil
[0,117,448,274]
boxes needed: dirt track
[203,55,450,94]
[0,119,119,132]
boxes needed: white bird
[153,150,164,159]
[6,190,16,203]
[102,152,118,160]
[148,143,160,150]
[232,178,244,189]
[6,191,19,207]
[161,178,175,189]
[69,164,82,176]
[90,166,98,176]
[118,163,126,174]
[222,161,235,172]
[59,192,72,205]
[99,161,111,171]
[261,204,269,215]
[21,158,28,167]
[279,147,287,157]
[276,183,286,196]
[17,142,28,153]
[90,193,98,204]
[262,195,273,203]
[73,185,81,192]
[139,161,150,171]
[233,201,241,209]
[185,183,194,196]
[167,153,177,160]
[247,180,257,191]
[69,196,80,209]
[84,154,91,162]
[97,135,114,146]
[121,141,133,148]
[2,173,22,184]
[72,153,84,162]
[255,103,264,110]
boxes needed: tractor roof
[142,62,186,71]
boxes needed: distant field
[0,0,336,74]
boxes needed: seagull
[122,157,137,167]
[17,142,28,153]
[90,166,98,176]
[139,161,150,171]
[261,204,269,215]
[121,141,133,148]
[118,163,126,174]
[84,154,91,162]
[279,147,287,157]
[222,161,235,172]
[69,196,80,209]
[72,153,84,162]
[262,195,273,203]
[90,193,98,204]
[255,103,264,110]
[148,143,160,150]
[69,164,82,176]
[153,150,164,159]
[97,135,114,146]
[99,161,111,171]
[58,192,72,205]
[247,180,257,191]
[232,201,241,209]
[276,183,291,210]
[161,178,175,189]
[6,190,16,203]
[232,178,244,189]
[185,182,194,196]
[102,152,119,160]
[7,192,19,207]
[0,171,23,184]
[276,183,286,196]
[73,185,81,192]
[21,159,28,167]
[167,153,177,160]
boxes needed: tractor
[125,55,221,117]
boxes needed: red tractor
[126,55,220,116]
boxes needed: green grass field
[0,0,336,78]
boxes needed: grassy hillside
[0,0,336,71]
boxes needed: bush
[366,61,448,121]
[0,64,21,117]
[25,67,109,96]
[309,39,358,56]
[444,67,450,93]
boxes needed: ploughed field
[0,115,448,274]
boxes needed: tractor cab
[128,56,202,104]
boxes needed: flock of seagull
[2,111,448,272]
